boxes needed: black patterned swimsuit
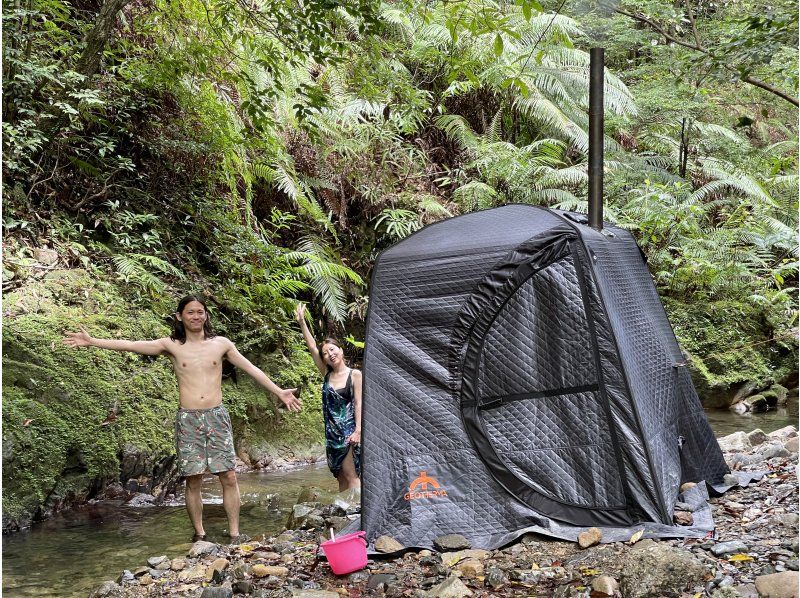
[322,369,362,478]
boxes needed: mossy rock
[764,384,789,405]
[743,394,769,413]
[2,270,324,531]
[664,297,797,407]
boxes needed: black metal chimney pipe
[588,47,604,231]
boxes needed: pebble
[592,574,619,595]
[578,527,602,548]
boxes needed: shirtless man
[64,295,301,542]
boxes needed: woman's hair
[320,337,345,372]
[170,295,216,343]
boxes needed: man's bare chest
[169,344,227,374]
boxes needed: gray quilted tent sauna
[360,204,731,550]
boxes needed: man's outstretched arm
[63,326,167,356]
[223,339,301,412]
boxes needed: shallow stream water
[2,398,797,597]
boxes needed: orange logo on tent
[405,471,448,501]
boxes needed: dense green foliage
[2,0,797,525]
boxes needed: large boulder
[619,540,710,598]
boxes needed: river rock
[711,541,749,557]
[171,558,186,571]
[680,482,697,493]
[718,432,751,452]
[147,555,168,567]
[578,527,602,548]
[485,567,509,588]
[117,570,135,584]
[205,558,230,582]
[768,426,798,440]
[189,540,218,557]
[620,540,709,598]
[375,535,405,553]
[426,574,473,597]
[178,563,207,582]
[287,503,323,529]
[754,571,799,597]
[291,591,341,598]
[434,534,470,551]
[785,438,799,453]
[441,549,491,567]
[747,429,768,446]
[90,581,122,598]
[592,575,619,595]
[201,583,234,598]
[455,558,484,578]
[744,394,768,413]
[253,564,289,578]
[756,443,790,460]
[711,587,741,598]
[774,513,799,528]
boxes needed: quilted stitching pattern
[586,228,728,498]
[479,255,596,398]
[481,391,626,507]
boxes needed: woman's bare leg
[337,446,361,491]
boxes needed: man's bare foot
[192,533,207,542]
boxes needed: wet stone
[189,540,218,557]
[147,555,168,567]
[674,511,694,526]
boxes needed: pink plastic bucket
[320,531,368,575]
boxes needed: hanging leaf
[522,1,532,21]
[493,33,504,57]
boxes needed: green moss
[664,297,797,405]
[2,270,323,527]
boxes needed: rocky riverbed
[90,426,798,598]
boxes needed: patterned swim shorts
[175,404,236,476]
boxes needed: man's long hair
[170,295,216,343]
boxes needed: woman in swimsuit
[295,303,361,490]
